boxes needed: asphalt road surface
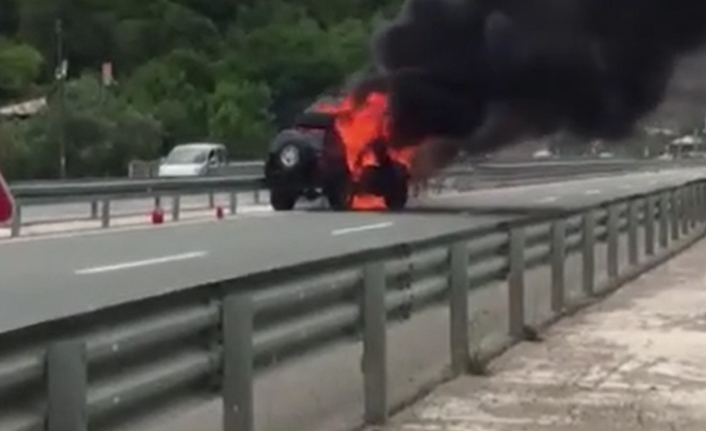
[0,212,510,333]
[0,168,704,334]
[15,167,702,224]
[413,167,706,212]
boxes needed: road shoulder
[375,236,706,430]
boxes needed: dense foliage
[0,0,401,179]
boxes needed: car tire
[383,182,408,210]
[322,161,352,211]
[269,189,297,211]
[383,164,409,211]
[324,182,352,211]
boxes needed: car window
[164,147,208,164]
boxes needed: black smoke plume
[363,0,706,154]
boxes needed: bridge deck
[373,237,706,431]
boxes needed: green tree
[57,73,162,177]
[1,73,162,179]
[0,39,44,101]
[223,6,367,126]
[208,79,274,158]
[0,0,19,36]
[120,50,211,148]
[2,0,411,178]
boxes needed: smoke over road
[364,0,706,160]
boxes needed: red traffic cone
[215,206,225,219]
[151,207,164,224]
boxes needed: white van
[157,143,228,177]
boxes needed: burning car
[264,92,414,211]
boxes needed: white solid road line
[537,196,558,203]
[74,251,208,275]
[331,221,394,236]
[584,189,602,195]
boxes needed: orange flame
[311,92,417,210]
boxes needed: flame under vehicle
[264,93,412,211]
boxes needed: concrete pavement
[373,219,706,431]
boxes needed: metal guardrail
[443,157,706,177]
[5,175,267,237]
[125,156,706,179]
[1,177,705,431]
[4,158,705,237]
[126,160,266,178]
[28,157,706,185]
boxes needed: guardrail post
[550,219,566,314]
[47,339,87,431]
[229,192,238,215]
[689,185,698,229]
[449,241,469,376]
[209,192,216,209]
[645,196,656,256]
[691,184,697,228]
[362,262,387,425]
[222,293,254,431]
[101,200,110,228]
[696,184,704,224]
[695,183,701,223]
[681,187,690,234]
[696,183,706,223]
[670,190,680,241]
[683,186,691,231]
[508,227,525,339]
[627,199,639,266]
[607,204,619,279]
[254,190,261,204]
[90,201,98,219]
[172,195,180,221]
[582,210,595,296]
[10,203,21,237]
[659,192,669,249]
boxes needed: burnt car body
[263,110,409,211]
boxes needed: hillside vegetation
[0,0,401,179]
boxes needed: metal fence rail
[5,176,266,237]
[0,177,704,431]
[6,158,706,237]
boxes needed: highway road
[0,211,510,333]
[128,171,677,431]
[415,167,706,211]
[0,167,704,335]
[14,167,700,224]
